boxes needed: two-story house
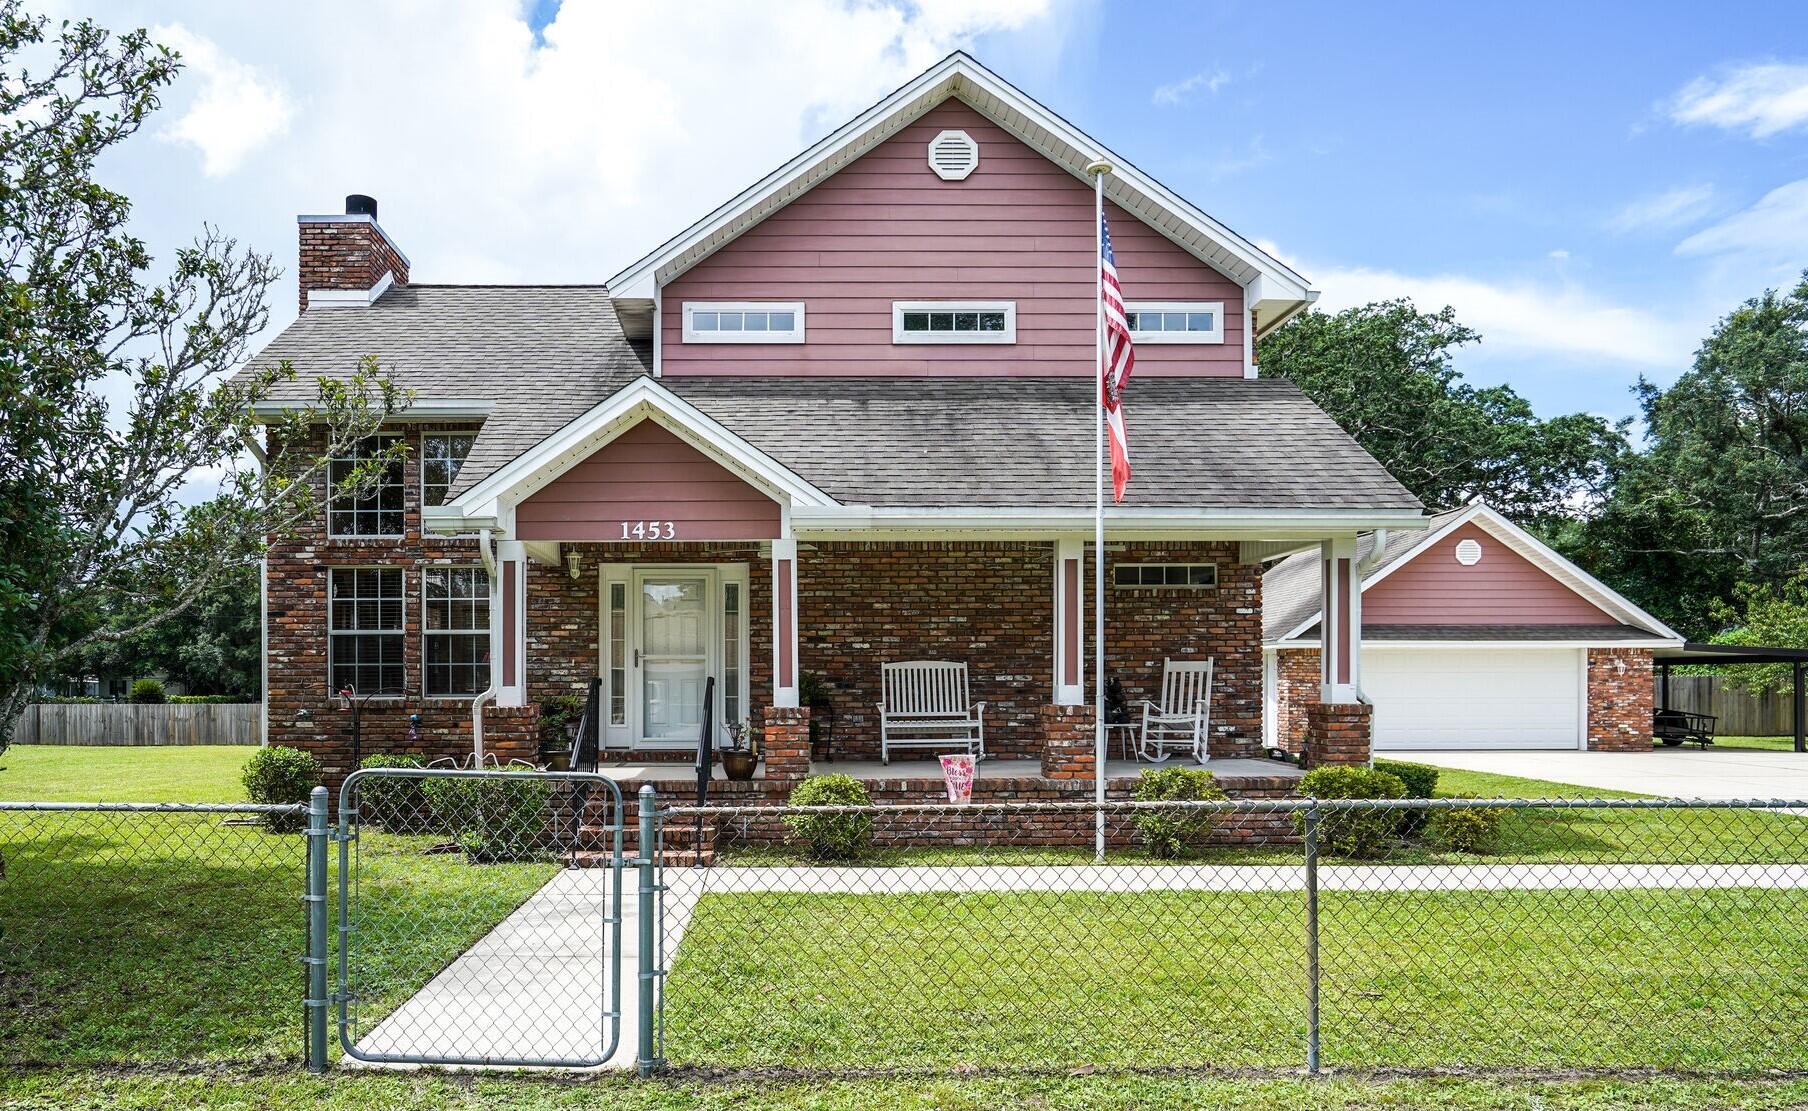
[246,53,1426,811]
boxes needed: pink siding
[1362,523,1618,626]
[502,560,518,686]
[777,558,795,689]
[1061,556,1080,686]
[515,421,780,542]
[1335,557,1352,683]
[662,100,1246,377]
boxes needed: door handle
[634,648,642,666]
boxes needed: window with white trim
[893,301,1015,344]
[682,302,805,343]
[1123,302,1225,344]
[421,433,475,507]
[423,566,490,698]
[607,582,627,727]
[328,435,405,537]
[1113,563,1218,589]
[328,568,405,695]
[723,581,743,728]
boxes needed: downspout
[471,527,499,764]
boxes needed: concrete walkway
[1404,748,1808,800]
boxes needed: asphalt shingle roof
[1261,508,1465,642]
[240,285,1423,512]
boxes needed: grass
[7,1069,1808,1110]
[0,744,259,802]
[1710,734,1804,751]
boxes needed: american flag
[1099,214,1135,502]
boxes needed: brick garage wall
[798,540,1261,760]
[297,218,409,312]
[1588,647,1654,751]
[265,422,509,795]
[1273,647,1319,755]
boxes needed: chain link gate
[332,767,626,1068]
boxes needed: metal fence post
[1303,798,1321,1076]
[636,784,663,1077]
[304,785,329,1073]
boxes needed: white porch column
[496,539,528,708]
[771,537,800,708]
[1052,539,1085,705]
[1319,535,1362,703]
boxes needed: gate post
[1303,799,1321,1076]
[304,785,330,1073]
[636,784,663,1077]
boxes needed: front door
[633,571,714,746]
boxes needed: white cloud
[1258,241,1696,368]
[1675,177,1808,261]
[1151,68,1228,106]
[1608,183,1715,233]
[1547,248,1570,260]
[1668,62,1808,138]
[153,24,292,176]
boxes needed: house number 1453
[619,520,676,540]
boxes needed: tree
[70,561,261,696]
[1258,300,1628,528]
[1581,274,1808,638]
[1707,577,1808,697]
[0,6,404,756]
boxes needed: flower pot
[722,751,759,781]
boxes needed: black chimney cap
[345,194,378,218]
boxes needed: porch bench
[877,660,986,764]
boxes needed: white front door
[633,571,714,746]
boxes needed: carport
[1653,643,1808,754]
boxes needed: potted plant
[720,720,760,781]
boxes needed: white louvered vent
[1454,538,1483,566]
[927,129,979,181]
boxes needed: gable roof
[1263,501,1683,645]
[605,52,1315,335]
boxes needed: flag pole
[1086,157,1112,860]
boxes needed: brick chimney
[297,194,410,311]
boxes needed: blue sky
[70,0,1808,426]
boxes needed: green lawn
[1711,734,1804,751]
[0,743,257,802]
[5,1069,1808,1111]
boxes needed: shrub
[1432,802,1502,854]
[1132,766,1228,859]
[240,746,321,832]
[1297,765,1407,859]
[1374,759,1439,834]
[422,773,553,863]
[356,754,430,832]
[783,774,873,860]
[128,678,167,704]
[539,694,585,756]
[170,694,248,704]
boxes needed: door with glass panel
[632,572,713,746]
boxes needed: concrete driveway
[1404,748,1808,800]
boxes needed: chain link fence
[0,801,309,1068]
[649,796,1808,1075]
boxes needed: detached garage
[1263,501,1682,754]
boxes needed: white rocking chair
[876,660,986,765]
[1138,658,1213,765]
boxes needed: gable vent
[1454,538,1483,566]
[927,129,979,181]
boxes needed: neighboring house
[1263,501,1683,753]
[242,53,1426,800]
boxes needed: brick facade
[1038,704,1096,779]
[1587,648,1655,751]
[761,706,811,785]
[1274,647,1320,754]
[297,217,409,312]
[1302,700,1372,767]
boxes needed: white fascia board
[249,398,495,422]
[1270,637,1683,651]
[606,52,1314,307]
[791,505,1428,538]
[444,376,837,518]
[423,505,497,535]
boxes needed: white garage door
[1364,648,1584,750]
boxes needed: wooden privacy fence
[11,703,261,746]
[1662,676,1797,737]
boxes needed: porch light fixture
[567,550,582,581]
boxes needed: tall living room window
[423,566,491,697]
[328,435,405,537]
[328,568,405,696]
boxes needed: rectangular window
[608,582,627,727]
[423,566,490,698]
[328,568,405,696]
[893,301,1016,344]
[1123,301,1225,344]
[682,301,805,343]
[722,581,742,729]
[1113,563,1218,590]
[421,433,476,507]
[328,435,405,537]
